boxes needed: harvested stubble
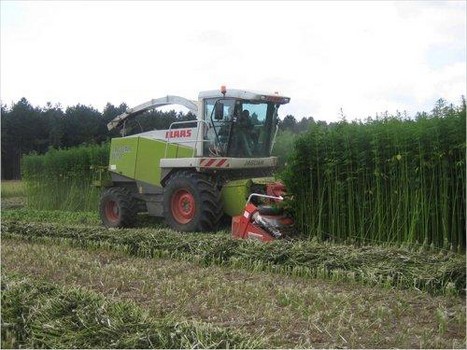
[4,238,465,349]
[1,273,263,349]
[2,220,465,295]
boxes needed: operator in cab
[232,109,255,157]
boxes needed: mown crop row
[1,273,262,349]
[2,220,465,295]
[283,103,466,250]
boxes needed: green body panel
[220,177,276,216]
[109,137,139,179]
[109,137,193,186]
[109,135,277,217]
[221,179,252,217]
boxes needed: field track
[1,210,466,348]
[2,237,466,348]
[2,218,465,295]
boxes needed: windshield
[204,98,278,158]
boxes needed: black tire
[163,171,223,232]
[99,187,137,228]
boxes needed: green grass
[283,102,466,250]
[2,238,465,348]
[272,129,300,167]
[1,181,26,198]
[1,272,263,349]
[2,219,464,295]
[21,144,109,211]
[1,208,100,225]
[1,208,165,227]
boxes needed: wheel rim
[171,189,195,224]
[104,199,120,222]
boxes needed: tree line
[1,98,312,179]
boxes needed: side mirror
[214,102,224,120]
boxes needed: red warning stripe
[219,159,230,168]
[205,159,216,167]
[199,158,230,168]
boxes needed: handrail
[246,193,283,204]
[164,120,211,158]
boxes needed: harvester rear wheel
[163,171,223,232]
[99,187,137,228]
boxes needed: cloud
[1,1,465,122]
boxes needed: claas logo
[165,129,192,138]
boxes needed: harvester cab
[100,87,295,240]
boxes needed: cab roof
[198,88,290,104]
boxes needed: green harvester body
[98,88,291,232]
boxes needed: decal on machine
[244,159,265,167]
[165,129,192,138]
[110,145,132,161]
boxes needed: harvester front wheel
[99,187,137,228]
[163,171,223,232]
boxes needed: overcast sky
[1,1,466,122]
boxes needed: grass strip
[2,220,465,295]
[1,208,166,227]
[1,273,263,349]
[1,181,26,198]
[1,208,100,225]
